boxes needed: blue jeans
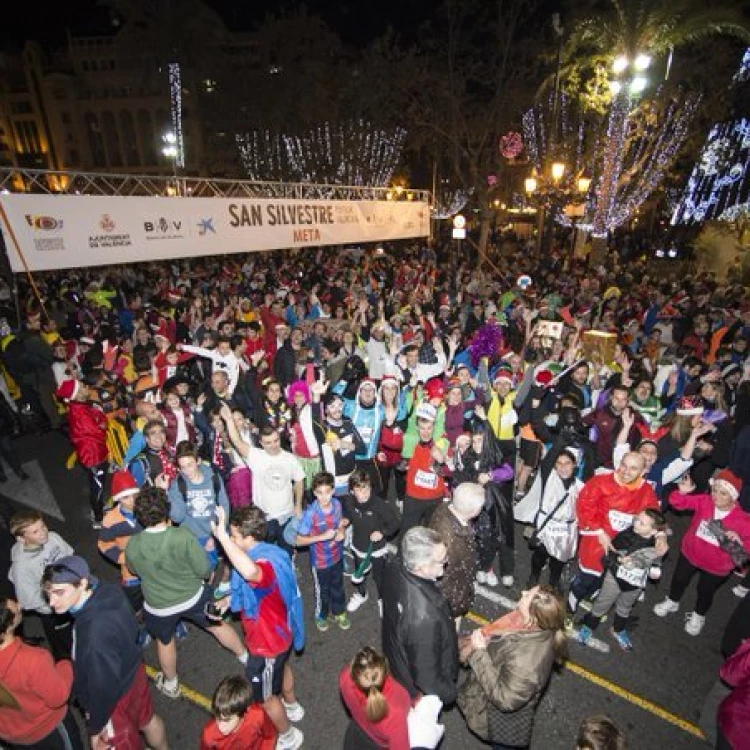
[311,559,345,619]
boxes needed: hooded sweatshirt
[9,532,74,613]
[71,583,141,735]
[345,381,384,460]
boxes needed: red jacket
[339,669,411,749]
[670,491,750,576]
[577,473,658,575]
[0,640,73,744]
[719,639,750,747]
[68,400,109,467]
[200,705,277,750]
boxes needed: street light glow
[551,162,565,181]
[612,56,629,74]
[162,145,178,158]
[610,80,623,94]
[630,76,648,95]
[453,214,466,229]
[525,176,538,194]
[577,175,592,193]
[634,54,651,71]
[163,132,177,145]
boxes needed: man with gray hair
[429,483,484,621]
[381,526,459,705]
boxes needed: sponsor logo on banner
[143,217,185,241]
[25,214,64,231]
[89,214,132,250]
[24,214,66,252]
[197,217,215,236]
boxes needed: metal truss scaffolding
[0,168,431,203]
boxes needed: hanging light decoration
[499,131,524,159]
[168,62,185,168]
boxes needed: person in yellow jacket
[483,368,519,462]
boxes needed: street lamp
[162,131,179,196]
[525,163,591,254]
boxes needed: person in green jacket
[125,486,248,700]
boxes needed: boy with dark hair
[342,469,400,616]
[296,472,350,631]
[42,555,168,750]
[200,674,277,749]
[125,486,248,699]
[211,505,305,750]
[576,715,627,749]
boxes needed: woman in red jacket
[653,469,750,636]
[340,646,411,750]
[0,598,83,749]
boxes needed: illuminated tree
[552,0,750,247]
[237,121,407,186]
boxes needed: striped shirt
[298,498,343,570]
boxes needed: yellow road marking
[144,617,706,740]
[465,612,706,740]
[145,665,212,712]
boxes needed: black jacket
[381,558,458,705]
[72,583,141,734]
[342,493,400,554]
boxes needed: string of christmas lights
[432,178,473,218]
[168,62,185,168]
[236,121,407,186]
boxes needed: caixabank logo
[89,214,132,250]
[143,216,185,241]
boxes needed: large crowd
[0,236,749,750]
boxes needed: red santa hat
[493,367,514,385]
[425,378,446,400]
[55,379,80,401]
[111,470,139,502]
[711,469,743,500]
[676,396,704,417]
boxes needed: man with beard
[311,388,365,498]
[583,385,642,470]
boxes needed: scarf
[213,434,227,472]
[159,449,178,481]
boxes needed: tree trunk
[478,211,491,260]
[590,235,609,265]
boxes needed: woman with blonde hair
[339,646,411,749]
[457,585,567,749]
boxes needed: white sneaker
[476,570,487,584]
[685,611,705,636]
[277,726,304,750]
[154,672,181,699]
[733,585,749,598]
[653,598,680,617]
[347,591,368,613]
[501,575,514,588]
[485,570,499,587]
[282,700,305,722]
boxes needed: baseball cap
[44,555,98,586]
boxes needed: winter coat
[67,400,109,467]
[669,491,750,576]
[429,502,477,618]
[457,629,556,746]
[718,638,750,748]
[381,558,459,705]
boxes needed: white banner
[0,194,430,272]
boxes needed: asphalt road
[3,430,726,749]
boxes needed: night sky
[1,0,437,50]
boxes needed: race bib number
[608,510,634,533]
[616,564,648,588]
[544,520,570,538]
[696,520,720,547]
[358,426,374,445]
[414,469,438,490]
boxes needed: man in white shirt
[179,337,241,394]
[219,405,305,554]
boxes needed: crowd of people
[0,236,748,749]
